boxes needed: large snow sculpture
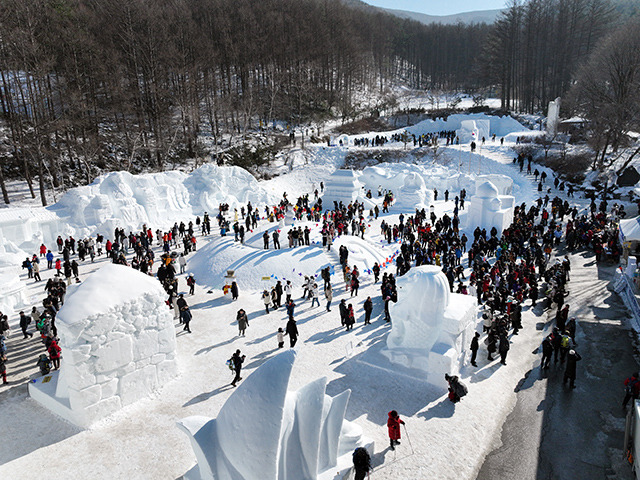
[466,180,515,235]
[456,119,490,144]
[322,169,362,208]
[29,264,177,428]
[382,266,476,386]
[396,172,433,211]
[178,350,373,480]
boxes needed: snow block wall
[466,180,515,235]
[383,266,476,386]
[0,207,62,253]
[28,264,177,428]
[177,350,373,480]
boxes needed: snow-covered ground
[0,116,614,479]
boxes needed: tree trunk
[0,163,10,204]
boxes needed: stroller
[37,354,52,376]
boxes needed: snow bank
[29,264,177,428]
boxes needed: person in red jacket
[54,259,62,275]
[387,410,404,450]
[48,339,62,370]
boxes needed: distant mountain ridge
[338,1,501,24]
[380,7,502,25]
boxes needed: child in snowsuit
[387,410,404,450]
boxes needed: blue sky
[362,0,507,16]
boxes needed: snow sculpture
[466,180,515,235]
[29,264,177,428]
[547,97,561,136]
[0,241,29,313]
[322,169,362,209]
[456,119,490,144]
[476,174,513,195]
[382,266,476,386]
[396,172,433,211]
[0,207,61,252]
[178,350,373,480]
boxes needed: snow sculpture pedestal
[178,350,373,480]
[28,264,177,428]
[322,169,362,209]
[382,266,476,387]
[466,180,515,235]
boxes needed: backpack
[226,358,234,372]
[352,447,371,470]
[560,335,570,348]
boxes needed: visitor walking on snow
[277,327,284,348]
[187,274,196,295]
[178,253,187,274]
[262,290,271,313]
[363,296,373,324]
[352,447,372,480]
[48,339,62,370]
[285,317,298,347]
[230,349,245,387]
[324,283,333,311]
[387,410,405,450]
[177,294,192,333]
[310,283,320,308]
[470,332,480,367]
[237,309,249,336]
[19,311,33,339]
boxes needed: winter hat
[569,350,575,355]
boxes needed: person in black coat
[285,318,298,348]
[363,297,373,324]
[19,311,33,339]
[230,349,245,387]
[564,349,582,388]
[541,336,553,370]
[499,334,510,365]
[470,332,480,367]
[339,299,348,326]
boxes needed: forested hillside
[0,0,635,206]
[0,0,489,204]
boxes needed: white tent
[620,217,640,243]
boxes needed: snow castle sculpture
[382,266,476,386]
[178,350,373,480]
[29,264,177,428]
[466,180,515,235]
[322,169,362,208]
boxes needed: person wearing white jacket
[310,283,320,308]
